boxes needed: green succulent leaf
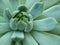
[25,0,39,9]
[3,8,12,21]
[11,32,24,41]
[0,0,60,45]
[10,18,17,30]
[43,0,60,10]
[32,31,60,45]
[50,24,60,35]
[0,32,13,45]
[0,0,4,14]
[24,14,33,32]
[0,23,10,34]
[42,5,60,22]
[16,21,27,30]
[0,16,8,23]
[23,33,38,45]
[25,21,33,32]
[2,0,13,12]
[10,0,20,11]
[30,2,43,19]
[33,17,57,31]
[19,0,26,4]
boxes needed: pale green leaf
[10,18,17,30]
[11,32,24,41]
[32,31,60,45]
[25,21,33,32]
[19,0,26,4]
[0,32,13,45]
[0,23,10,34]
[30,2,43,19]
[24,14,33,32]
[17,21,26,30]
[0,16,8,23]
[33,17,57,31]
[3,8,12,21]
[25,0,39,9]
[43,0,59,9]
[0,0,4,14]
[2,0,13,12]
[50,24,60,35]
[42,5,60,22]
[10,0,20,11]
[23,33,38,45]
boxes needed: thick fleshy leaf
[0,0,4,14]
[25,0,39,9]
[43,0,59,9]
[19,0,26,4]
[3,8,12,20]
[2,0,13,12]
[11,32,24,41]
[41,5,60,22]
[33,17,57,31]
[50,24,60,35]
[23,33,38,45]
[0,23,10,34]
[25,21,33,32]
[17,21,27,30]
[29,2,43,19]
[10,0,20,11]
[24,14,33,32]
[0,16,8,23]
[10,18,17,30]
[0,32,13,45]
[32,31,60,45]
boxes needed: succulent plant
[0,0,60,45]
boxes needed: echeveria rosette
[0,0,60,45]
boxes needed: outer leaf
[10,0,20,11]
[41,5,60,22]
[0,16,8,23]
[19,0,26,4]
[33,17,57,31]
[0,23,10,34]
[25,0,39,9]
[2,0,13,12]
[32,31,60,45]
[43,0,59,9]
[30,2,43,19]
[0,32,13,45]
[50,24,60,35]
[0,0,4,14]
[23,33,38,45]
